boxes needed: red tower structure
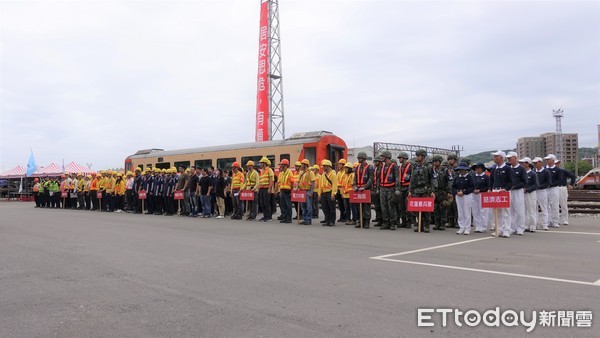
[255,0,285,142]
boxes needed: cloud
[1,0,598,171]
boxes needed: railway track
[568,190,600,214]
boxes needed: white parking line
[370,237,493,259]
[371,257,600,287]
[536,230,600,236]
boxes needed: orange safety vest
[356,163,369,187]
[231,171,245,190]
[259,168,273,188]
[278,170,292,190]
[90,178,98,191]
[400,163,411,187]
[379,162,397,188]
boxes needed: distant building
[516,132,578,163]
[347,146,374,164]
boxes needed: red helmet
[280,159,290,166]
[232,162,241,168]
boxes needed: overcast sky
[1,0,599,171]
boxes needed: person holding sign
[452,162,475,235]
[489,150,513,238]
[244,161,260,220]
[408,149,434,233]
[297,159,316,225]
[353,152,374,229]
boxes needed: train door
[327,144,345,164]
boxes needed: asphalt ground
[1,202,599,337]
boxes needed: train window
[146,164,152,168]
[217,157,236,171]
[194,159,213,170]
[155,163,170,169]
[242,156,262,166]
[267,155,275,164]
[158,157,164,162]
[280,154,290,162]
[124,162,132,172]
[137,165,144,171]
[174,161,190,169]
[304,147,316,167]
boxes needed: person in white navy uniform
[519,157,538,232]
[533,157,551,230]
[489,151,513,238]
[471,162,490,233]
[452,162,475,235]
[544,154,561,228]
[555,159,576,225]
[507,152,527,235]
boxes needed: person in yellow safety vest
[258,157,274,222]
[243,160,260,220]
[83,175,91,210]
[342,162,358,226]
[336,159,348,223]
[317,160,338,226]
[104,171,116,212]
[297,159,316,225]
[291,161,302,219]
[311,164,320,219]
[76,173,85,210]
[230,162,245,220]
[276,159,294,223]
[114,172,126,212]
[98,171,107,211]
[33,178,41,207]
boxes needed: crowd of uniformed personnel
[31,149,577,237]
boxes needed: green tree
[563,161,592,176]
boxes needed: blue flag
[26,150,38,177]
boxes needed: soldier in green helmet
[445,153,459,227]
[377,150,399,230]
[396,152,413,228]
[431,155,452,230]
[409,149,434,232]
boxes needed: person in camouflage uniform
[353,152,374,229]
[378,150,399,230]
[395,152,413,228]
[409,149,434,233]
[431,155,452,230]
[445,154,459,227]
[372,157,383,226]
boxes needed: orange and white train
[577,167,600,190]
[124,131,347,173]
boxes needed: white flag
[19,177,23,193]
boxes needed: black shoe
[320,220,327,224]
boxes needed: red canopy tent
[33,163,62,177]
[0,165,26,179]
[64,162,95,175]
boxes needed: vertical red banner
[256,0,270,142]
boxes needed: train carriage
[125,131,347,173]
[577,167,600,190]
